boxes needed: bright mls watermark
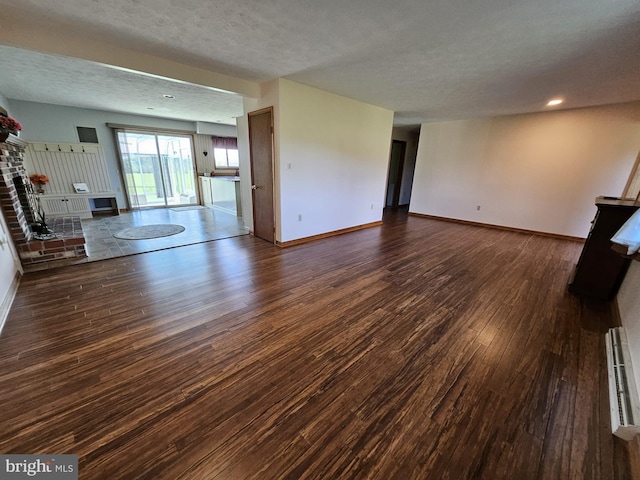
[0,455,77,479]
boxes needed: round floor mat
[113,224,185,240]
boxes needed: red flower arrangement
[30,174,49,186]
[0,115,22,132]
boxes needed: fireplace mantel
[5,134,27,149]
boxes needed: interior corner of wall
[0,93,11,116]
[259,79,278,97]
[243,96,259,114]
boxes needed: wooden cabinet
[40,195,92,219]
[568,196,640,300]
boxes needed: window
[214,148,239,168]
[212,136,239,168]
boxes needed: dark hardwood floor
[0,211,633,479]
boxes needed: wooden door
[248,108,275,243]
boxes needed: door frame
[386,139,407,208]
[248,107,276,243]
[622,149,640,200]
[113,128,199,210]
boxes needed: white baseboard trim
[0,272,22,337]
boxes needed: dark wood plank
[0,211,630,479]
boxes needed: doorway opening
[116,130,198,209]
[386,139,407,209]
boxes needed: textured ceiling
[0,46,244,125]
[0,0,639,126]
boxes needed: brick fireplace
[0,135,86,270]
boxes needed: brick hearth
[0,135,86,269]
[21,217,87,271]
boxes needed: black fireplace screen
[12,175,37,225]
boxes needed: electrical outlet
[477,205,481,211]
[371,204,374,209]
[298,214,302,221]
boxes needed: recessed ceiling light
[546,98,563,106]
[163,94,175,99]
[147,107,154,110]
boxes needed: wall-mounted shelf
[29,142,100,154]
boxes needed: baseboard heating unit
[606,327,640,440]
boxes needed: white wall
[236,109,253,232]
[0,94,22,332]
[617,262,640,401]
[411,102,640,238]
[0,92,10,113]
[9,100,233,208]
[196,122,236,136]
[278,79,394,242]
[391,127,420,206]
[0,206,20,326]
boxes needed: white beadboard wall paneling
[24,143,112,194]
[194,133,238,175]
[195,134,215,174]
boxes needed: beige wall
[278,79,394,242]
[239,79,394,243]
[411,102,640,238]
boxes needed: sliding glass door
[117,131,197,208]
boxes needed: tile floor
[79,206,249,262]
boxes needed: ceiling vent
[76,126,98,143]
